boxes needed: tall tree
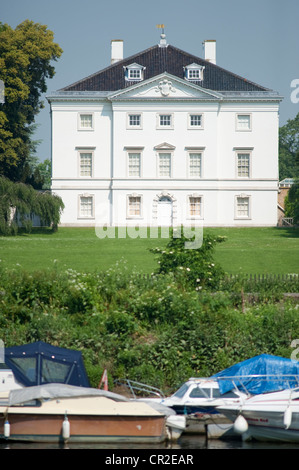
[279,113,299,181]
[0,20,62,180]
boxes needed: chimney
[204,40,216,65]
[111,40,123,64]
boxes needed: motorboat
[0,344,186,443]
[123,354,299,438]
[157,377,247,415]
[0,383,185,443]
[118,377,247,437]
[117,377,247,415]
[125,354,299,417]
[218,387,299,443]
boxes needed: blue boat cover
[5,341,90,387]
[213,354,299,395]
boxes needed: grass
[0,226,298,275]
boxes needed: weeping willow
[0,176,64,234]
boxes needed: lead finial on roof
[156,24,167,47]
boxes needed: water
[1,434,299,450]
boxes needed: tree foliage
[0,176,64,234]
[279,112,299,180]
[0,20,62,180]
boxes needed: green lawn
[0,226,298,275]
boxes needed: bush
[151,228,226,290]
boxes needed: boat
[126,355,299,418]
[117,377,247,415]
[119,354,299,438]
[218,387,299,443]
[0,383,185,443]
[116,377,246,437]
[156,377,247,415]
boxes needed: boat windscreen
[189,387,211,398]
[172,383,189,398]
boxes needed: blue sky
[2,0,299,161]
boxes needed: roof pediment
[108,73,222,101]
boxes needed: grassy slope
[0,226,298,274]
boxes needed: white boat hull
[219,389,299,442]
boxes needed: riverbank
[0,261,298,392]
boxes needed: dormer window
[128,69,141,80]
[124,63,145,82]
[184,63,205,82]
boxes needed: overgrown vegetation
[0,232,298,393]
[0,176,64,234]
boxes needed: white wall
[51,101,112,180]
[49,88,279,227]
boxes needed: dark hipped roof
[61,43,269,93]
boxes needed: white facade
[48,42,282,228]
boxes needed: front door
[157,197,173,226]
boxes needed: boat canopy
[5,341,90,387]
[8,383,128,406]
[213,354,299,395]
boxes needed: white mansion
[47,34,282,228]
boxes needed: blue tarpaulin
[5,341,90,387]
[213,354,299,395]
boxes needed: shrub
[151,228,226,290]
